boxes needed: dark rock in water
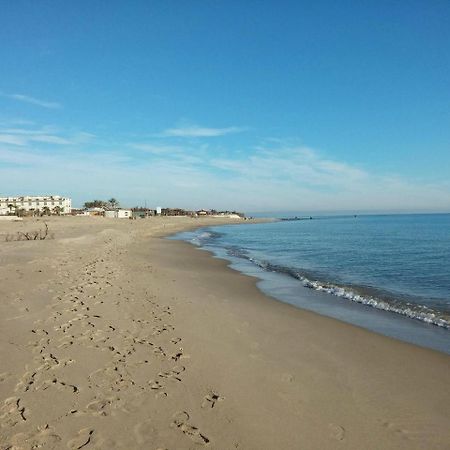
[280,216,311,221]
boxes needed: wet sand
[0,216,449,449]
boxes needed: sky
[0,0,449,212]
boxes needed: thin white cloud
[0,125,59,135]
[5,93,61,109]
[0,125,89,146]
[210,147,367,189]
[129,141,207,165]
[31,135,72,145]
[73,132,96,143]
[0,134,28,146]
[0,132,71,146]
[162,125,245,138]
[130,143,182,154]
[0,119,35,127]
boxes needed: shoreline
[171,224,450,355]
[1,217,449,449]
[148,234,450,449]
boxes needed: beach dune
[0,217,449,449]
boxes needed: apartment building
[0,195,72,215]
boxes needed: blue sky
[1,0,449,212]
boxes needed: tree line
[83,198,119,209]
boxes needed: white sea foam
[298,277,450,328]
[189,231,214,246]
[242,254,450,329]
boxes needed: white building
[85,207,105,216]
[0,195,72,215]
[104,209,132,219]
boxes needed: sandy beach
[0,216,449,450]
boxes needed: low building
[117,209,132,219]
[0,195,72,215]
[132,210,149,219]
[105,209,132,219]
[86,207,105,216]
[131,208,155,219]
[70,208,89,216]
[161,208,190,216]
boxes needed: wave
[188,230,224,247]
[226,247,450,329]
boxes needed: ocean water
[172,214,450,354]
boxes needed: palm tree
[84,200,106,209]
[53,206,62,216]
[108,198,119,209]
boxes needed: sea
[171,213,450,354]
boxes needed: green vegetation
[84,198,120,209]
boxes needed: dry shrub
[3,223,53,242]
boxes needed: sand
[0,216,449,450]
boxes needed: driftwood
[5,223,53,242]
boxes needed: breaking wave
[226,248,450,329]
[188,230,223,247]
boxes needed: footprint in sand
[147,379,168,398]
[0,371,11,382]
[170,347,189,362]
[157,365,185,383]
[329,423,346,441]
[88,367,120,389]
[281,373,295,383]
[380,416,437,441]
[202,390,225,409]
[171,411,210,445]
[9,425,61,450]
[67,428,95,449]
[15,371,37,393]
[0,396,27,427]
[86,397,114,416]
